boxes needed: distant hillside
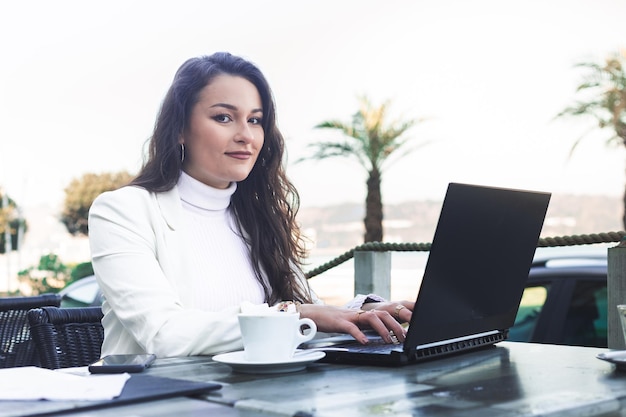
[298,193,623,253]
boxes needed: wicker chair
[0,294,61,368]
[28,306,104,369]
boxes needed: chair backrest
[0,293,61,368]
[28,306,104,369]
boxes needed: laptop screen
[405,183,551,350]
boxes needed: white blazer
[89,185,317,358]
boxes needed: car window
[594,286,608,345]
[509,285,549,342]
[562,282,607,347]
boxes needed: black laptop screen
[406,183,551,348]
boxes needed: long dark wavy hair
[131,52,311,304]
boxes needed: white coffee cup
[238,312,317,362]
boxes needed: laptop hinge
[415,330,500,350]
[410,330,507,361]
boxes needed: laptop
[303,182,551,366]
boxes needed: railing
[305,231,626,350]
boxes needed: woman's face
[181,74,264,189]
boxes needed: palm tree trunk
[622,141,626,231]
[364,169,383,242]
[623,177,626,231]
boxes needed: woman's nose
[235,122,254,143]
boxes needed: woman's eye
[213,114,232,123]
[249,117,262,125]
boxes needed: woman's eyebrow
[210,102,237,110]
[210,103,263,114]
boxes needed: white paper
[0,366,130,401]
[240,301,272,314]
[240,301,298,314]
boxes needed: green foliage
[70,261,94,281]
[61,171,134,236]
[16,255,92,296]
[38,253,65,272]
[0,190,28,254]
[17,253,70,295]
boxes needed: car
[509,248,608,348]
[58,275,103,308]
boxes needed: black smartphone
[88,353,157,374]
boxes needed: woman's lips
[226,151,252,160]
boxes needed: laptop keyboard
[345,343,398,354]
[338,333,403,354]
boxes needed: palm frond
[303,95,429,174]
[557,50,626,150]
[296,141,369,169]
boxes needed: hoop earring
[180,143,185,163]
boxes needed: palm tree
[558,50,626,228]
[301,96,423,242]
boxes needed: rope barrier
[304,230,626,279]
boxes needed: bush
[17,254,70,295]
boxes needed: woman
[88,52,414,358]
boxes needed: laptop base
[308,330,508,367]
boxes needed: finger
[343,321,370,344]
[401,301,415,310]
[394,301,414,324]
[337,310,370,344]
[361,310,408,343]
[398,308,412,324]
[394,304,412,323]
[377,312,408,342]
[362,311,394,343]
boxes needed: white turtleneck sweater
[177,172,265,310]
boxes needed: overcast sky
[2,0,626,211]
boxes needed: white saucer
[597,350,626,371]
[212,350,325,374]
